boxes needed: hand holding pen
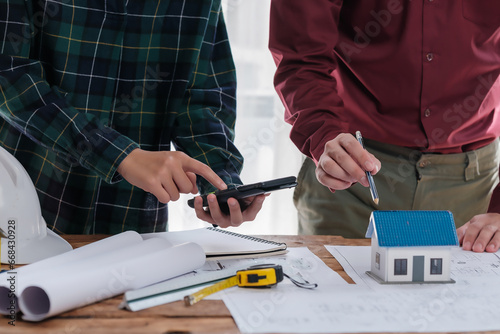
[315,132,381,202]
[355,131,379,205]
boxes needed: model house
[365,210,459,284]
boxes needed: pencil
[355,131,379,205]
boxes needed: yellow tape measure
[184,264,283,306]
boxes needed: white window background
[168,0,303,235]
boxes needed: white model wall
[370,238,387,280]
[385,247,452,283]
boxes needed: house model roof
[365,210,459,247]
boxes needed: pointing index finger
[184,159,228,190]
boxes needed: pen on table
[355,131,379,205]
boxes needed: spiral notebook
[141,227,287,259]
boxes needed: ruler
[121,266,240,311]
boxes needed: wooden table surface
[0,235,497,334]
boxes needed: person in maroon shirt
[269,0,500,251]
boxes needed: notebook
[141,227,287,259]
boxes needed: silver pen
[355,131,379,205]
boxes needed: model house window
[394,259,407,275]
[375,252,380,269]
[430,258,443,275]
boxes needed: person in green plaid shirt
[0,0,265,234]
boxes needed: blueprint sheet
[223,246,500,333]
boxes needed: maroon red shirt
[270,0,500,212]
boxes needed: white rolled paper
[19,241,205,321]
[0,231,144,315]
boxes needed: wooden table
[0,235,496,334]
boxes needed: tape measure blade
[124,267,236,304]
[186,275,240,305]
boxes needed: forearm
[173,6,242,194]
[0,1,138,182]
[0,54,139,182]
[270,0,347,162]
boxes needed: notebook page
[142,227,287,256]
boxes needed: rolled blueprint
[0,231,144,315]
[19,241,205,321]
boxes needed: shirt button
[424,108,431,117]
[426,53,434,62]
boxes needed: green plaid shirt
[0,0,243,234]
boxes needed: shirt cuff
[198,165,242,195]
[77,126,140,184]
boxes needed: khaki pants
[294,139,500,237]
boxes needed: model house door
[412,256,425,282]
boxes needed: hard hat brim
[1,229,73,265]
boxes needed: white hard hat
[0,146,72,264]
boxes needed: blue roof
[365,210,459,247]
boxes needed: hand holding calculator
[187,176,297,214]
